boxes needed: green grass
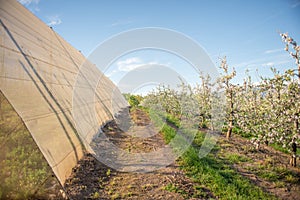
[247,162,299,185]
[164,183,187,197]
[160,113,277,200]
[260,171,280,182]
[178,147,276,199]
[148,109,177,144]
[224,153,251,164]
[166,114,181,128]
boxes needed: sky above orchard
[19,0,300,92]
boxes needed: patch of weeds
[127,184,133,189]
[273,166,287,174]
[161,124,176,144]
[142,183,154,190]
[263,157,275,167]
[106,169,111,177]
[259,171,280,181]
[92,191,100,199]
[273,166,294,178]
[107,189,114,195]
[79,185,87,191]
[220,143,234,148]
[166,114,181,128]
[121,191,135,198]
[164,183,178,192]
[241,145,256,155]
[285,174,299,184]
[193,132,205,146]
[111,192,120,200]
[192,185,209,198]
[274,181,285,188]
[256,163,266,170]
[251,164,297,184]
[110,180,116,186]
[164,183,187,197]
[224,153,250,164]
[126,192,133,197]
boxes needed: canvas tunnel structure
[0,0,128,184]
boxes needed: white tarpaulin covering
[0,0,128,184]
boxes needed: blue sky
[19,0,300,92]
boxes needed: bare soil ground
[64,108,214,199]
[64,108,300,200]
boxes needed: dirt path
[64,108,213,199]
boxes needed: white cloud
[18,0,40,6]
[263,62,275,67]
[106,69,118,78]
[264,48,283,54]
[117,57,141,66]
[117,57,148,71]
[106,58,164,79]
[112,57,169,74]
[117,57,140,71]
[262,60,289,68]
[47,15,62,26]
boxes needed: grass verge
[160,114,277,200]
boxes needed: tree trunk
[226,91,234,139]
[226,119,233,139]
[290,154,296,167]
[264,140,269,146]
[296,121,299,134]
[290,142,297,167]
[290,117,299,167]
